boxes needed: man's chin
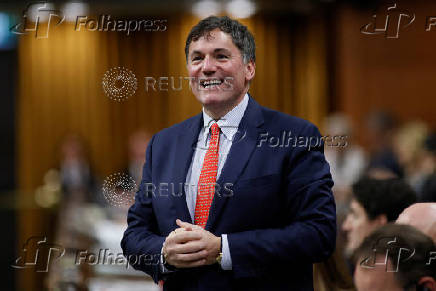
[196,92,227,106]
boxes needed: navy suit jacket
[121,96,336,290]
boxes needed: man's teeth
[202,79,223,87]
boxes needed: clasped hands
[162,219,221,268]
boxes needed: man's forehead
[189,29,235,52]
[350,199,362,210]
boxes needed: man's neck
[203,92,247,120]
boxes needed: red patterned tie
[194,123,220,228]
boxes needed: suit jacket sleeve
[227,123,336,278]
[121,135,166,283]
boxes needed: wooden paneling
[335,2,436,146]
[16,14,329,290]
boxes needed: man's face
[342,199,379,257]
[186,28,255,111]
[354,258,403,291]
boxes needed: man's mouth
[199,78,224,89]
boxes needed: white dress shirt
[184,93,249,270]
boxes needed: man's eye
[217,54,228,59]
[192,56,202,62]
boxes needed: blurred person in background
[126,130,152,186]
[107,130,153,218]
[313,249,356,291]
[324,113,366,217]
[365,111,402,179]
[59,134,97,204]
[353,224,436,291]
[342,177,416,259]
[419,133,436,202]
[397,203,436,243]
[46,134,100,289]
[393,121,433,201]
[314,113,365,291]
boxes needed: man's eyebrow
[190,48,231,56]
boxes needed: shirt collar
[201,93,249,144]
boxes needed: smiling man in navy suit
[121,16,336,290]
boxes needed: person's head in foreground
[185,16,255,119]
[353,224,436,291]
[397,203,436,243]
[342,177,417,257]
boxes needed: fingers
[163,221,210,268]
[168,230,202,244]
[176,219,202,230]
[176,219,192,228]
[164,236,205,258]
[172,258,207,269]
[172,249,208,262]
[163,241,208,268]
[172,240,205,254]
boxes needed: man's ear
[418,276,436,291]
[245,61,255,82]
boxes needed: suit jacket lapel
[170,114,203,224]
[206,97,264,231]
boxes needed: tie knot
[210,123,220,135]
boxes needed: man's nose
[201,55,217,75]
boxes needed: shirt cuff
[220,234,232,270]
[160,244,175,274]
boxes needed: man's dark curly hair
[184,16,256,64]
[352,177,417,221]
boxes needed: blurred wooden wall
[335,2,436,147]
[16,13,329,290]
